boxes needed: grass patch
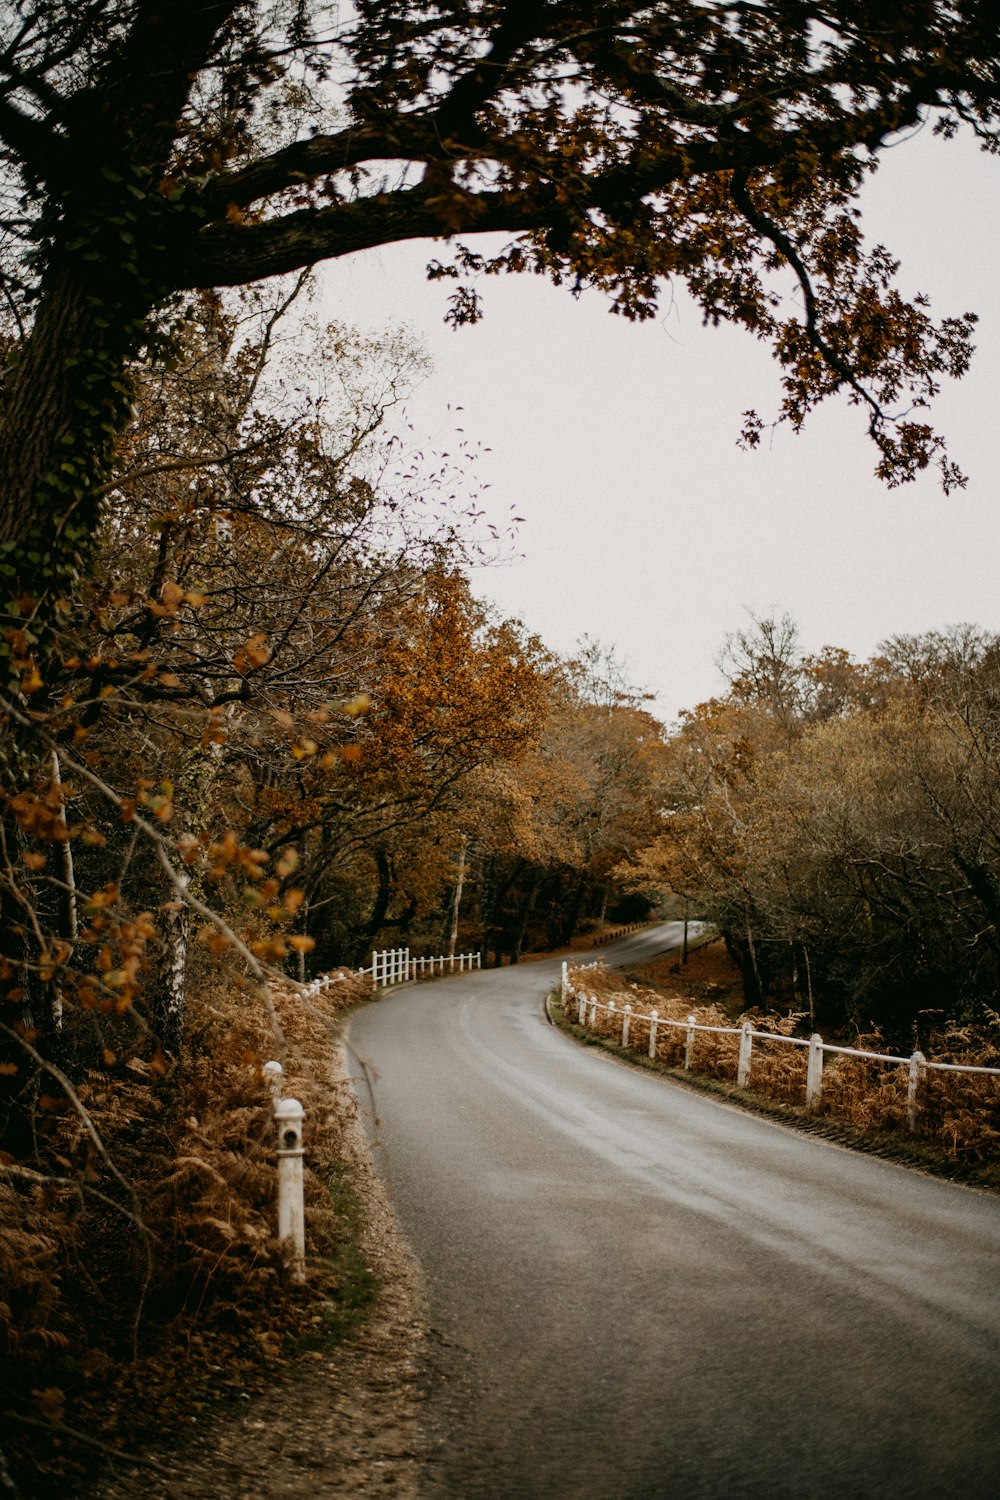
[291,1161,379,1352]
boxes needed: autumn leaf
[235,632,270,671]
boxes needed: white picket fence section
[370,946,482,988]
[298,949,481,998]
[561,962,1000,1133]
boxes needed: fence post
[371,949,378,990]
[648,1009,658,1060]
[907,1050,926,1133]
[577,992,586,1025]
[561,961,569,1002]
[738,1022,753,1088]
[608,999,616,1037]
[588,996,598,1029]
[685,1016,697,1071]
[806,1034,824,1109]
[405,946,411,981]
[622,1003,631,1048]
[476,952,482,970]
[274,1097,306,1283]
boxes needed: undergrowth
[559,962,1000,1189]
[0,967,373,1495]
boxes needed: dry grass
[0,966,373,1493]
[566,962,1000,1165]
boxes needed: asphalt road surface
[345,923,1000,1499]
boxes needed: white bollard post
[405,946,411,981]
[476,953,482,970]
[907,1050,926,1133]
[622,1003,632,1048]
[372,949,378,991]
[805,1033,824,1109]
[685,1016,697,1071]
[588,996,598,1029]
[274,1097,306,1283]
[561,962,569,1002]
[263,1059,284,1104]
[737,1022,753,1088]
[648,1009,658,1060]
[577,991,586,1025]
[608,999,616,1038]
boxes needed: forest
[2,0,999,1489]
[647,615,1000,1045]
[4,287,999,1491]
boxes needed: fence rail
[561,963,1000,1134]
[299,949,482,999]
[370,946,482,989]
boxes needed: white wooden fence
[298,949,482,998]
[561,963,1000,1133]
[370,947,481,989]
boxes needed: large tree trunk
[0,263,147,634]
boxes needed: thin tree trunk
[447,835,467,958]
[803,943,815,1030]
[50,751,78,1031]
[746,919,764,1006]
[597,882,610,925]
[162,873,189,1054]
[510,870,542,964]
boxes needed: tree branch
[729,167,886,423]
[180,179,551,288]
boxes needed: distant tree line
[641,616,1000,1043]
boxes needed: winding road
[345,924,1000,1499]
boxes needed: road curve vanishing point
[345,923,1000,1500]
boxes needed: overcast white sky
[319,128,1000,725]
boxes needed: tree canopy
[643,617,1000,1039]
[0,0,998,638]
